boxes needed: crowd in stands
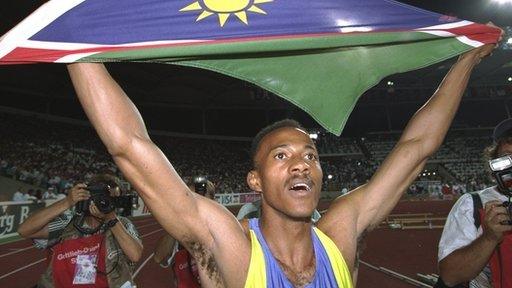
[315,133,362,155]
[0,113,254,195]
[0,113,119,199]
[364,131,494,196]
[0,112,499,199]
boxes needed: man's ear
[247,170,262,193]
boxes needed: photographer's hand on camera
[66,183,90,207]
[18,183,90,239]
[482,201,512,244]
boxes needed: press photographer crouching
[437,119,512,288]
[17,174,143,288]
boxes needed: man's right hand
[482,200,512,243]
[66,183,90,207]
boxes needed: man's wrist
[64,197,75,209]
[104,217,119,229]
[104,212,117,221]
[481,231,501,246]
[457,53,480,66]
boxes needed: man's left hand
[89,202,116,221]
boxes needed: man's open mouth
[288,180,312,192]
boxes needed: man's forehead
[258,127,315,152]
[498,142,512,157]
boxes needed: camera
[75,183,137,215]
[193,176,207,196]
[489,155,512,195]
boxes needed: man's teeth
[291,183,310,191]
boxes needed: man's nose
[290,157,310,174]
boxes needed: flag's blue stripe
[30,0,457,45]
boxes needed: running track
[0,200,455,287]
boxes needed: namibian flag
[0,0,501,135]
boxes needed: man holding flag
[67,31,499,286]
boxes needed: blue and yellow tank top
[244,219,353,288]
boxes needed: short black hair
[250,119,308,168]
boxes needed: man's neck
[260,212,316,285]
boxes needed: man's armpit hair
[184,240,223,285]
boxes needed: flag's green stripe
[83,36,472,135]
[178,38,472,135]
[83,31,438,61]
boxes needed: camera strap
[73,213,103,235]
[471,193,483,230]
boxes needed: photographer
[437,119,512,287]
[153,177,217,288]
[18,174,143,288]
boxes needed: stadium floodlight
[508,76,512,82]
[309,133,318,140]
[387,81,394,86]
[508,37,512,45]
[327,174,333,180]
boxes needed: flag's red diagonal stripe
[441,23,502,44]
[0,24,501,64]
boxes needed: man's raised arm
[67,64,245,252]
[322,41,500,238]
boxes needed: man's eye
[306,154,317,160]
[274,153,286,160]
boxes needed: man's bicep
[355,142,428,231]
[31,210,72,240]
[368,141,426,195]
[112,139,209,243]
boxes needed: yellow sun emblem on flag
[180,0,273,27]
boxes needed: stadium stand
[0,110,498,198]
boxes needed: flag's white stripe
[418,30,484,47]
[0,0,86,59]
[21,39,211,51]
[455,35,483,47]
[415,20,484,47]
[418,30,455,38]
[415,20,473,31]
[56,52,101,63]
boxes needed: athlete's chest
[276,258,316,287]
